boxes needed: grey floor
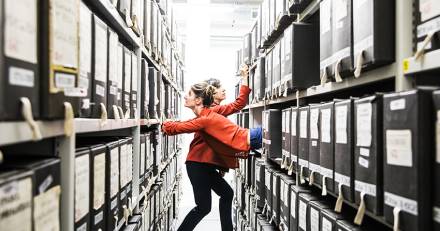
[175,134,235,231]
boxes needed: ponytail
[191,82,215,107]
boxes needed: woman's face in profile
[213,86,226,102]
[184,90,198,108]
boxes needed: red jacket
[164,86,251,169]
[162,107,250,156]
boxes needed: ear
[194,97,203,105]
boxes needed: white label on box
[310,208,320,231]
[384,191,418,216]
[110,85,117,96]
[79,3,92,78]
[127,144,133,182]
[33,186,61,231]
[335,105,348,144]
[390,99,406,111]
[355,180,376,196]
[320,166,333,179]
[256,166,260,182]
[141,143,146,175]
[284,184,289,207]
[291,191,297,218]
[286,111,291,134]
[0,177,32,231]
[360,148,370,157]
[75,155,89,222]
[292,111,297,136]
[108,31,118,82]
[51,0,78,68]
[282,113,286,133]
[39,175,53,194]
[386,130,413,167]
[76,222,87,231]
[358,157,369,168]
[312,140,317,147]
[356,103,372,147]
[110,148,119,198]
[78,76,89,89]
[4,0,37,64]
[9,66,35,88]
[55,72,76,89]
[335,172,350,186]
[321,108,331,143]
[420,0,440,22]
[93,153,106,210]
[309,162,321,173]
[299,200,307,230]
[300,110,308,138]
[299,158,308,168]
[434,206,440,223]
[280,181,285,202]
[124,51,132,91]
[96,85,105,97]
[94,22,108,83]
[310,108,319,139]
[354,0,368,10]
[265,172,270,189]
[322,217,332,231]
[320,0,331,35]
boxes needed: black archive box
[308,200,332,231]
[383,88,436,231]
[255,159,266,209]
[263,109,282,162]
[320,0,333,81]
[289,185,311,231]
[75,148,91,231]
[243,33,252,65]
[330,0,353,79]
[252,21,259,61]
[78,2,93,118]
[3,157,61,231]
[290,107,299,173]
[264,165,274,219]
[107,28,120,119]
[89,144,106,231]
[319,102,335,193]
[118,138,130,224]
[354,94,383,216]
[123,47,132,118]
[117,43,124,111]
[143,0,152,50]
[271,170,282,226]
[141,59,149,118]
[434,91,440,231]
[298,106,310,182]
[297,193,319,231]
[131,52,138,118]
[106,141,121,231]
[0,169,33,230]
[308,104,321,186]
[40,0,80,119]
[148,67,158,119]
[336,219,384,231]
[283,23,320,91]
[139,134,147,188]
[320,208,349,231]
[272,41,282,96]
[150,1,158,56]
[352,0,395,74]
[91,15,108,119]
[265,51,273,99]
[156,70,163,120]
[334,98,355,203]
[282,108,292,168]
[257,214,276,231]
[280,174,295,230]
[0,0,39,120]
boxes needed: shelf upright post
[132,46,142,212]
[395,0,414,91]
[58,132,75,231]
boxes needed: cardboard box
[263,109,282,162]
[280,174,295,230]
[289,185,312,231]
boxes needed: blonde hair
[191,82,216,107]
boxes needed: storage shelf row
[404,48,440,75]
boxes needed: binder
[282,108,292,169]
[0,169,33,231]
[318,102,335,193]
[265,51,273,98]
[0,0,39,120]
[75,148,91,231]
[298,106,310,181]
[297,193,319,231]
[271,170,282,226]
[40,0,80,119]
[320,208,349,231]
[280,174,295,230]
[141,59,150,118]
[89,144,107,231]
[320,0,333,82]
[117,43,124,111]
[290,107,299,173]
[131,52,138,118]
[289,185,311,231]
[119,139,129,224]
[334,98,356,202]
[383,88,436,230]
[91,15,108,119]
[2,157,61,231]
[283,23,320,91]
[123,47,132,118]
[263,109,282,162]
[353,0,395,74]
[255,160,266,209]
[354,94,384,216]
[308,104,321,187]
[78,2,92,118]
[107,28,119,119]
[148,67,158,119]
[139,134,147,188]
[265,166,274,219]
[308,200,331,231]
[156,70,163,119]
[106,141,120,230]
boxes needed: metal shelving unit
[0,1,184,231]
[403,49,440,75]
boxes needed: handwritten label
[93,153,106,210]
[33,186,61,231]
[386,130,413,167]
[79,3,92,79]
[75,155,89,222]
[335,105,347,144]
[356,103,372,147]
[0,177,32,231]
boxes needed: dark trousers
[178,162,234,231]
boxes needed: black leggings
[178,162,234,231]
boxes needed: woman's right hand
[239,64,249,86]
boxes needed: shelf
[75,118,139,134]
[140,119,160,126]
[0,120,65,147]
[297,0,321,22]
[403,49,440,75]
[142,47,161,71]
[245,102,265,109]
[85,0,140,47]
